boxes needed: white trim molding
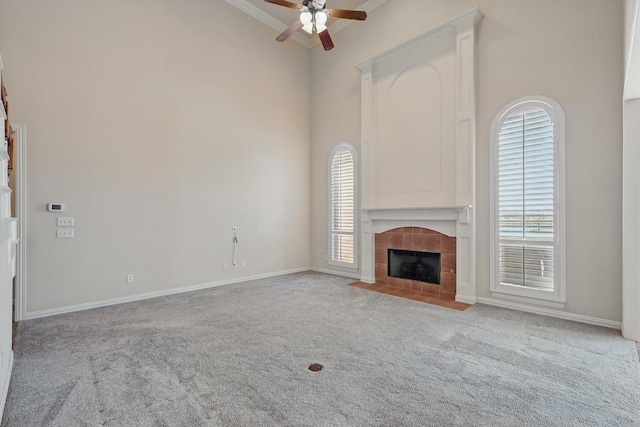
[0,351,13,422]
[622,98,640,341]
[12,125,26,322]
[477,297,622,330]
[623,1,640,342]
[311,267,361,280]
[24,268,310,320]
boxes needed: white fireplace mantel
[356,9,482,304]
[364,206,469,234]
[360,206,475,304]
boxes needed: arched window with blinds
[329,144,357,269]
[490,97,566,305]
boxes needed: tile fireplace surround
[360,207,475,304]
[375,227,456,296]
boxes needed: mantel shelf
[363,206,472,212]
[362,206,473,226]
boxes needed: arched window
[490,96,566,305]
[329,144,357,269]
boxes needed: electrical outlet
[57,228,74,238]
[126,274,134,283]
[241,260,246,268]
[57,217,74,226]
[223,262,229,270]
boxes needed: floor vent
[308,363,323,372]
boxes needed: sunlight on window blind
[331,149,354,263]
[498,109,554,291]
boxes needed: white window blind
[330,147,355,266]
[498,109,554,291]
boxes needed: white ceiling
[226,0,387,48]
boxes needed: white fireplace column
[356,9,482,304]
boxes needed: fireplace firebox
[388,249,441,285]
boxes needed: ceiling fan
[264,0,367,51]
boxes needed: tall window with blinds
[490,97,565,304]
[329,144,357,269]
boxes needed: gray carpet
[2,271,639,426]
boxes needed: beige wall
[0,0,311,314]
[0,0,625,322]
[311,0,624,321]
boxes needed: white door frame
[12,124,26,322]
[622,0,640,341]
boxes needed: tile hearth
[350,282,470,311]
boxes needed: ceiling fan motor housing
[305,0,327,10]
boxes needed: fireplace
[388,249,440,284]
[374,227,456,296]
[356,10,481,304]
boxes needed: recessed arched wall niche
[356,8,482,304]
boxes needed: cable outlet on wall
[126,274,134,283]
[232,261,237,268]
[232,226,237,232]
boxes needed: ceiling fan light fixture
[315,10,328,27]
[266,0,366,50]
[315,10,328,32]
[300,11,313,26]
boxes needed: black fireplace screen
[388,249,441,284]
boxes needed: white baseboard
[23,268,310,320]
[0,350,14,423]
[455,295,477,305]
[476,296,622,330]
[310,267,361,280]
[22,270,622,332]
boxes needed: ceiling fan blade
[264,0,304,10]
[318,29,334,51]
[327,9,367,20]
[276,19,303,42]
